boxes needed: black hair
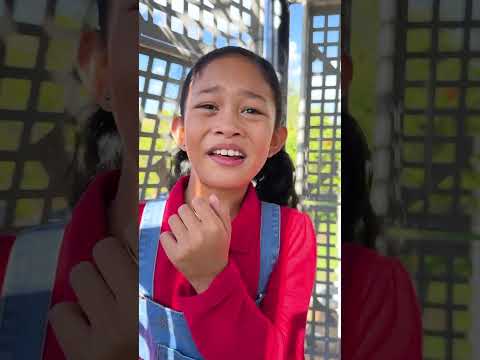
[342,112,380,248]
[69,0,119,206]
[169,46,298,208]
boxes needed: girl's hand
[160,194,231,293]
[49,237,137,360]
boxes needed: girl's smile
[207,143,247,167]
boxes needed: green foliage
[286,93,300,161]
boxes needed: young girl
[138,47,316,360]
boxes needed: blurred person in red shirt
[341,50,423,360]
[1,1,138,359]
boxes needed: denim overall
[139,198,281,360]
[0,222,64,360]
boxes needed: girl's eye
[242,107,262,115]
[197,104,218,111]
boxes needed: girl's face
[173,55,286,191]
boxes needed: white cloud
[288,40,302,92]
[290,66,301,77]
[289,40,300,65]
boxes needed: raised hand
[160,194,231,293]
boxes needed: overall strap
[256,202,281,305]
[139,197,167,298]
[0,222,64,360]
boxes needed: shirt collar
[165,176,260,254]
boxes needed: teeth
[213,149,244,157]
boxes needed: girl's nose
[214,126,242,138]
[212,111,243,137]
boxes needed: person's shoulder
[279,205,311,221]
[138,194,170,224]
[343,243,417,301]
[280,206,314,229]
[279,206,316,250]
[68,169,120,220]
[343,243,408,274]
[63,169,121,256]
[342,244,422,358]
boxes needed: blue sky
[288,4,303,93]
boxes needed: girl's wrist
[189,265,226,294]
[191,279,212,294]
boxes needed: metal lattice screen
[395,0,480,230]
[0,0,97,232]
[139,48,189,200]
[387,0,480,359]
[300,5,341,360]
[139,0,263,59]
[396,237,472,360]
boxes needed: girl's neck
[184,174,248,220]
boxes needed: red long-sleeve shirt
[342,243,423,360]
[139,175,317,359]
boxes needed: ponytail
[342,112,381,248]
[68,108,120,206]
[168,148,190,190]
[254,148,298,208]
[359,200,381,249]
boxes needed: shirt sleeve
[139,202,146,225]
[343,256,423,360]
[177,211,317,360]
[0,234,16,292]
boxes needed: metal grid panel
[394,0,480,232]
[0,0,95,232]
[139,48,189,200]
[301,7,341,360]
[388,1,480,359]
[395,239,472,360]
[139,0,263,59]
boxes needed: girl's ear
[171,115,186,150]
[268,126,287,158]
[77,30,112,112]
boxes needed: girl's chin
[198,172,253,190]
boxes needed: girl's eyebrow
[194,85,221,96]
[238,89,267,103]
[194,85,267,103]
